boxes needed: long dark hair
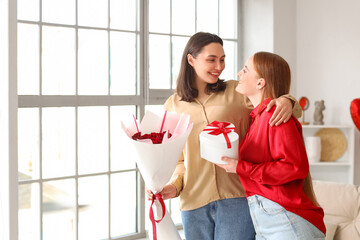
[176,32,226,102]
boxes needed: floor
[139,230,185,240]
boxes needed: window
[15,0,239,239]
[147,0,239,104]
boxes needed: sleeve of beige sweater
[284,94,302,119]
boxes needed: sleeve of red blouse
[238,117,309,186]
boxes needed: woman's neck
[248,93,263,108]
[195,78,209,103]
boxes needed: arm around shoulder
[282,94,302,118]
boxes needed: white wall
[273,0,296,94]
[241,0,297,93]
[242,0,360,184]
[296,0,360,184]
[241,0,274,60]
[296,0,360,126]
[242,0,360,125]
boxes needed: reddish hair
[253,51,291,100]
[253,51,320,207]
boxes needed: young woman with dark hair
[218,52,326,240]
[175,32,226,102]
[147,33,302,240]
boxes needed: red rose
[132,131,172,144]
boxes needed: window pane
[170,197,182,224]
[172,36,189,89]
[18,0,39,21]
[149,0,170,33]
[18,108,39,180]
[219,0,237,39]
[18,23,39,95]
[222,40,237,81]
[110,0,137,31]
[149,34,170,89]
[42,26,76,95]
[145,105,165,116]
[43,179,76,240]
[78,29,108,95]
[42,107,76,178]
[110,106,136,171]
[78,176,109,239]
[197,0,218,34]
[110,32,136,95]
[136,34,140,93]
[145,105,165,115]
[172,0,195,35]
[18,183,40,240]
[78,0,108,28]
[78,107,108,174]
[42,0,75,25]
[111,172,137,237]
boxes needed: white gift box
[200,121,239,164]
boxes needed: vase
[305,136,321,162]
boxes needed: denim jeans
[181,197,255,240]
[247,195,325,240]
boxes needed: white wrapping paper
[121,111,193,240]
[200,121,239,164]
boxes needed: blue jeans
[247,195,325,240]
[181,197,255,240]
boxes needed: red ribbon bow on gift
[149,193,166,240]
[203,121,235,148]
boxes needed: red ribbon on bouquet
[149,193,166,240]
[203,121,235,148]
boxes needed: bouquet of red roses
[121,110,193,240]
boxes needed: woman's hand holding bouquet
[146,184,177,201]
[121,110,192,240]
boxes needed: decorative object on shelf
[314,128,347,162]
[313,100,325,125]
[302,125,355,184]
[304,136,321,163]
[350,98,360,131]
[299,96,310,125]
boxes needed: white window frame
[1,0,18,239]
[1,0,241,239]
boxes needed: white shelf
[302,124,354,129]
[309,162,351,166]
[302,125,355,184]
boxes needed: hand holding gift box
[121,110,193,240]
[199,121,239,164]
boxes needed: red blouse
[236,98,326,234]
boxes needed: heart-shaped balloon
[299,96,309,110]
[350,98,360,131]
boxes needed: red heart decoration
[350,98,360,131]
